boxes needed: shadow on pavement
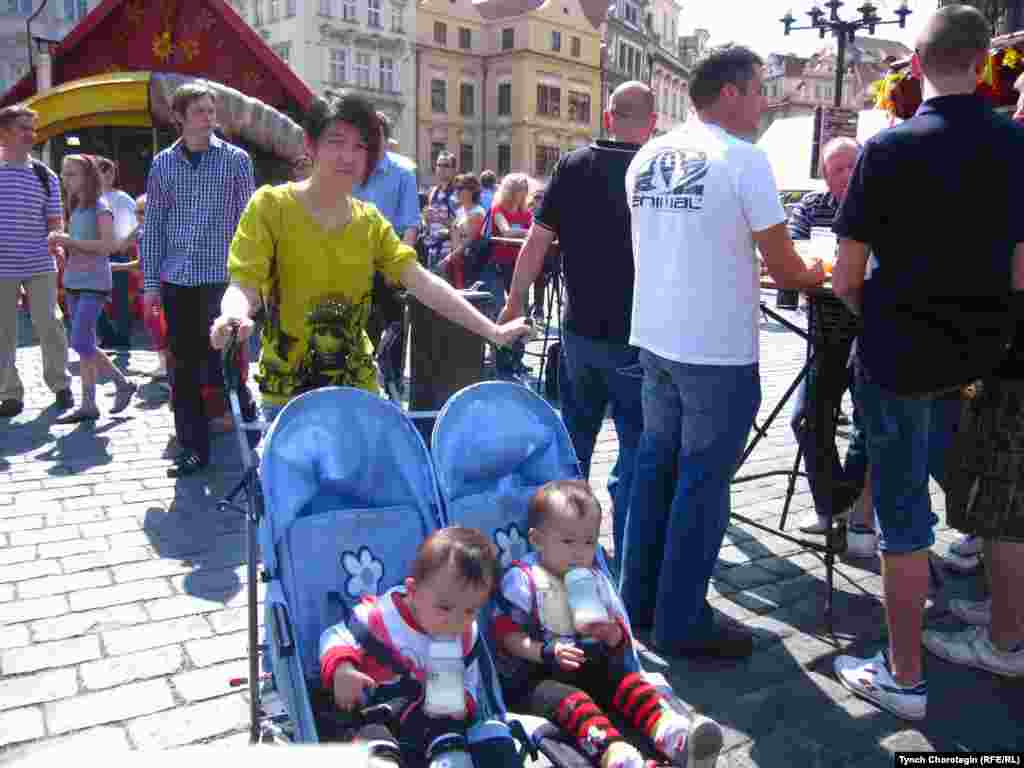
[141,435,251,605]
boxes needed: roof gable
[2,0,313,112]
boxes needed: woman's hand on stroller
[210,313,255,351]
[550,640,586,672]
[490,317,533,348]
[332,663,378,712]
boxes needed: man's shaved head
[915,4,990,79]
[610,81,655,119]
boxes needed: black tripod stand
[526,247,564,399]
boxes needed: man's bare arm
[1013,242,1024,291]
[832,239,870,316]
[753,223,826,290]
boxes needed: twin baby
[319,479,723,768]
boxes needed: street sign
[810,105,859,178]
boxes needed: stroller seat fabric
[257,388,443,742]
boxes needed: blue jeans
[854,369,961,554]
[559,331,643,569]
[790,343,868,518]
[619,351,760,648]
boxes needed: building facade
[0,1,97,97]
[599,0,651,123]
[646,0,691,135]
[228,0,417,155]
[763,37,912,117]
[415,0,606,186]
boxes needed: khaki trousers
[0,273,71,402]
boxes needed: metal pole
[833,27,846,109]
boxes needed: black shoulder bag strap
[31,160,51,198]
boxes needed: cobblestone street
[0,297,1020,763]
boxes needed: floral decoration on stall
[873,44,1024,120]
[152,30,174,62]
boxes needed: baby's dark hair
[528,479,601,531]
[411,526,500,592]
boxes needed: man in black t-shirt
[831,4,1024,719]
[498,81,656,569]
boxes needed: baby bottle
[424,637,466,719]
[564,568,608,632]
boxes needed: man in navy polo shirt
[832,4,1024,719]
[355,112,420,392]
[497,81,656,569]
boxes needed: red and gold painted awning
[1,0,313,115]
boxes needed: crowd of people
[0,3,1021,760]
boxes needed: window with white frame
[286,0,296,16]
[319,0,333,17]
[551,30,561,52]
[567,91,590,124]
[672,91,678,119]
[497,81,511,116]
[622,0,638,26]
[355,52,371,88]
[379,57,396,92]
[253,0,264,24]
[460,82,475,116]
[391,6,403,31]
[368,0,381,27]
[343,0,355,20]
[497,144,511,176]
[268,0,279,21]
[329,48,348,84]
[272,42,291,64]
[431,79,447,113]
[63,0,87,21]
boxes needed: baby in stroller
[493,481,724,768]
[320,526,523,768]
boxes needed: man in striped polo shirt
[0,105,73,418]
[141,82,256,477]
[787,136,875,555]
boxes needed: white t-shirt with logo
[625,119,785,365]
[101,189,138,241]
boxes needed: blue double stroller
[224,376,705,766]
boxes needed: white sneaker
[654,713,723,768]
[845,527,878,558]
[833,650,927,721]
[948,598,992,626]
[923,625,1024,678]
[950,534,983,557]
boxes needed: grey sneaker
[846,527,878,558]
[924,626,1024,678]
[950,534,983,557]
[942,551,980,574]
[948,598,992,626]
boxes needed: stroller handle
[221,322,244,394]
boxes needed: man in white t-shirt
[96,157,138,348]
[618,46,826,660]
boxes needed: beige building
[415,0,606,186]
[228,0,417,153]
[0,1,97,97]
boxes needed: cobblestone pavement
[1,299,1020,763]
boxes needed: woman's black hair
[304,91,382,185]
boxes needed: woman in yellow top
[210,92,530,416]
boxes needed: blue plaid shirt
[141,135,255,292]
